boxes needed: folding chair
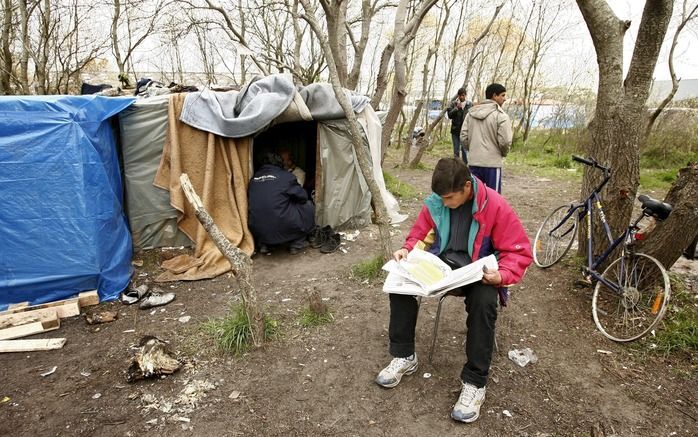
[426,288,500,363]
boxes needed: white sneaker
[375,353,418,388]
[451,382,486,423]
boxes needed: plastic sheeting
[118,95,192,250]
[0,95,135,308]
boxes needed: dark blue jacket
[248,164,315,245]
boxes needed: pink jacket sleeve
[490,203,532,286]
[403,205,436,251]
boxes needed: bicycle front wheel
[533,204,578,268]
[592,253,671,342]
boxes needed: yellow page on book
[402,259,446,287]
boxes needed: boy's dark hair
[259,152,283,168]
[457,87,466,96]
[431,157,472,195]
[485,83,506,99]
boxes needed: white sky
[569,0,698,82]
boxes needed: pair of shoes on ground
[120,284,175,309]
[375,353,485,423]
[309,225,341,254]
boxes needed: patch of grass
[647,275,698,360]
[201,303,279,356]
[298,306,334,328]
[639,168,678,191]
[351,254,385,281]
[383,170,418,198]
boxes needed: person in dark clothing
[446,87,472,163]
[248,153,315,255]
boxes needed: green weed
[298,306,334,328]
[201,303,279,356]
[351,254,386,281]
[383,170,418,199]
[647,275,698,360]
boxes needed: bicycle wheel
[592,253,671,342]
[533,204,578,268]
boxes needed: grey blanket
[180,74,371,138]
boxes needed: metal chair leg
[428,294,447,363]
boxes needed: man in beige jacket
[459,83,512,193]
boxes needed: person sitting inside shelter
[280,149,306,187]
[248,152,315,255]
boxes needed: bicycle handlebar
[572,155,595,166]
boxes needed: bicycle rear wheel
[533,204,578,268]
[592,253,671,342]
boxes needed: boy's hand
[482,267,502,285]
[393,248,409,261]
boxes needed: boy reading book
[376,157,532,423]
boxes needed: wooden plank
[7,302,29,310]
[0,308,59,329]
[0,297,79,315]
[0,338,67,353]
[78,290,100,307]
[0,317,60,340]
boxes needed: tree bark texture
[576,0,673,259]
[637,163,698,269]
[179,173,265,348]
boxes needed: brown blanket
[153,94,254,282]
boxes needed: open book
[382,248,499,297]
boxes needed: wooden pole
[179,173,264,347]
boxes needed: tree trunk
[576,0,673,259]
[1,0,12,94]
[179,174,265,347]
[300,0,393,261]
[370,43,394,110]
[637,163,698,269]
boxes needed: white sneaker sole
[376,362,418,388]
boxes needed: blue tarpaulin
[0,95,136,309]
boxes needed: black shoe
[289,246,302,255]
[311,225,333,249]
[320,233,341,254]
[259,244,271,255]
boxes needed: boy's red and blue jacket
[402,177,532,305]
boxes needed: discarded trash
[80,370,91,377]
[121,284,150,305]
[139,289,176,310]
[145,418,158,425]
[339,230,360,241]
[85,310,119,325]
[508,348,538,367]
[503,409,513,418]
[178,316,191,323]
[123,329,136,333]
[423,372,432,379]
[596,349,612,355]
[127,335,182,383]
[40,366,57,377]
[132,259,144,267]
[229,391,241,400]
[92,393,102,399]
[175,417,191,423]
[1,396,10,403]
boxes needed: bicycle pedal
[574,277,593,289]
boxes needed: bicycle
[533,155,673,342]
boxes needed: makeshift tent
[119,74,405,281]
[0,95,135,308]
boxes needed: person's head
[260,152,283,169]
[457,87,467,102]
[431,157,474,208]
[485,83,506,106]
[279,149,294,170]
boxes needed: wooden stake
[0,317,60,340]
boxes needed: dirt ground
[1,153,696,437]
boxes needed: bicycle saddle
[638,195,673,220]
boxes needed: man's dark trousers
[388,281,498,388]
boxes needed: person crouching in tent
[248,152,315,255]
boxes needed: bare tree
[645,0,698,137]
[0,0,13,93]
[299,0,393,260]
[575,0,674,259]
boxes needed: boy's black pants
[388,282,498,388]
